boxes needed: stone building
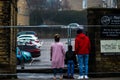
[17,0,29,26]
[61,0,102,10]
[102,0,117,8]
[61,0,118,11]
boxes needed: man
[75,28,91,79]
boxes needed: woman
[50,34,65,80]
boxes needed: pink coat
[50,42,65,68]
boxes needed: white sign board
[100,40,120,53]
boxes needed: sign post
[67,23,82,46]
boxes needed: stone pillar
[0,0,17,78]
[87,8,120,77]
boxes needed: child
[65,45,76,79]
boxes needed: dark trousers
[53,68,63,77]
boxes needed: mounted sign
[100,40,120,54]
[100,27,120,39]
[101,15,120,25]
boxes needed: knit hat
[77,25,84,34]
[77,28,83,34]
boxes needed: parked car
[18,45,41,58]
[17,34,42,48]
[17,34,38,42]
[16,47,32,65]
[17,31,38,37]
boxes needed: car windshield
[17,31,37,36]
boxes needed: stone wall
[0,0,17,78]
